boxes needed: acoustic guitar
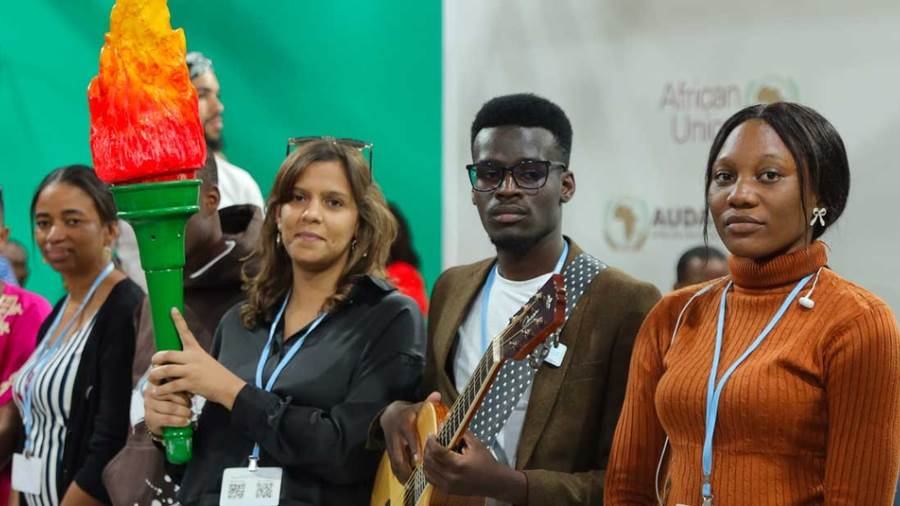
[371,274,566,506]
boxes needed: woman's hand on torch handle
[143,381,191,436]
[148,308,247,410]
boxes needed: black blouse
[177,276,425,505]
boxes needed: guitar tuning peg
[527,340,553,370]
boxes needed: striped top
[605,241,900,505]
[13,314,97,506]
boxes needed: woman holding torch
[144,139,425,505]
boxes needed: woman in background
[3,166,142,506]
[605,102,900,505]
[386,202,428,314]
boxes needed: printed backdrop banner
[443,0,900,310]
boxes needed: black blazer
[33,278,143,504]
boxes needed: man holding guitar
[374,93,660,505]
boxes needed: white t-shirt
[215,154,265,211]
[453,267,553,470]
[115,219,147,293]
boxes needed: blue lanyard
[700,273,812,504]
[480,240,569,352]
[21,262,115,454]
[251,290,327,461]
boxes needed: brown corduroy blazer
[423,240,660,505]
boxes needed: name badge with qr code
[12,453,43,494]
[219,466,282,506]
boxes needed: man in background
[2,239,29,287]
[186,51,265,211]
[0,190,16,287]
[114,51,266,292]
[673,245,728,290]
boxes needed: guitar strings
[402,309,523,502]
[401,285,563,502]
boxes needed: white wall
[443,0,900,310]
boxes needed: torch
[87,0,206,464]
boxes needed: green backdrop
[0,0,442,301]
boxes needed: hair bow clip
[810,207,827,227]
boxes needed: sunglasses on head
[286,136,374,173]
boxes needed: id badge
[11,453,42,495]
[544,343,567,367]
[219,466,282,506]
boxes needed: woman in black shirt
[144,139,425,505]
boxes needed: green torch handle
[112,179,200,464]
[144,266,194,464]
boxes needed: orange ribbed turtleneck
[728,240,827,289]
[605,241,900,505]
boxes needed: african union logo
[746,76,799,104]
[604,196,651,252]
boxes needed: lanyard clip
[248,455,259,472]
[701,473,713,506]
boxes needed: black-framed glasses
[465,160,567,192]
[286,136,374,172]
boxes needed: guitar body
[370,402,486,506]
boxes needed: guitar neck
[404,331,511,505]
[402,273,565,506]
[436,339,505,448]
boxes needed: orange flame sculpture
[88,0,205,183]
[87,0,202,464]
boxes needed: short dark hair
[676,245,726,284]
[470,93,573,164]
[196,151,219,188]
[31,165,118,225]
[704,102,850,242]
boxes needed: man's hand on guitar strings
[423,431,527,503]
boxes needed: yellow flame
[89,0,205,183]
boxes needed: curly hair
[470,93,573,164]
[240,140,396,328]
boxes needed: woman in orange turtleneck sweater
[605,102,900,506]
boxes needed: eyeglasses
[465,160,567,192]
[286,136,374,172]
